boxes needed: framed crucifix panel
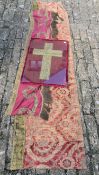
[21,38,69,86]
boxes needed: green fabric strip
[10,116,25,170]
[32,0,38,10]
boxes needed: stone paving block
[0,49,4,59]
[3,81,14,105]
[36,169,47,175]
[18,0,25,7]
[3,8,15,21]
[87,29,99,49]
[80,81,92,114]
[24,0,33,11]
[18,169,36,175]
[67,170,76,175]
[0,144,6,171]
[5,119,14,170]
[82,41,93,64]
[13,9,23,24]
[84,136,90,153]
[94,28,99,42]
[0,40,4,50]
[0,116,11,171]
[16,27,23,39]
[0,20,4,28]
[78,154,93,175]
[0,3,4,16]
[70,24,80,40]
[22,35,28,49]
[0,73,7,101]
[72,8,81,22]
[11,39,22,65]
[7,40,15,49]
[7,63,17,83]
[80,29,88,42]
[22,11,30,24]
[8,28,17,40]
[5,0,18,9]
[50,169,65,175]
[92,154,99,175]
[84,115,99,152]
[0,28,10,41]
[92,49,99,76]
[95,89,99,124]
[1,49,13,72]
[87,63,99,88]
[0,60,2,69]
[77,59,89,81]
[74,40,84,59]
[78,169,91,175]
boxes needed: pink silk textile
[31,9,52,39]
[11,84,42,116]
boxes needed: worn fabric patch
[31,9,63,39]
[11,84,52,121]
[31,9,52,39]
[11,84,42,117]
[21,38,68,86]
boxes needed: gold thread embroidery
[33,43,62,80]
[22,86,37,99]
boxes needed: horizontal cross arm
[33,49,62,57]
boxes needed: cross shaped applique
[33,43,63,80]
[21,39,68,86]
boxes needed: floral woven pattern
[6,1,86,170]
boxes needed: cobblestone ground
[0,0,99,174]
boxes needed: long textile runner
[5,1,86,170]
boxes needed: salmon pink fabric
[11,84,42,116]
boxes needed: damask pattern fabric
[5,1,86,170]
